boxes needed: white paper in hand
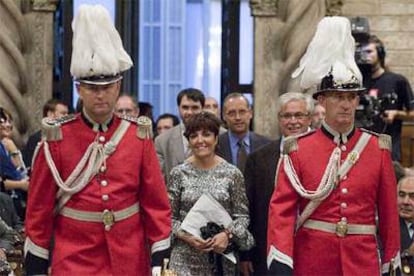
[180,193,236,263]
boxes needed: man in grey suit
[240,92,313,275]
[216,93,270,171]
[154,88,205,184]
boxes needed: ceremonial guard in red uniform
[24,5,171,275]
[267,17,400,275]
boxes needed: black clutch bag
[200,222,235,254]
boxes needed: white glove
[152,266,161,276]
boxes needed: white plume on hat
[70,4,133,80]
[292,16,362,91]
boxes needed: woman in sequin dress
[168,112,254,275]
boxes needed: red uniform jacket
[25,114,171,275]
[267,127,400,275]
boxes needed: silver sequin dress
[168,160,254,276]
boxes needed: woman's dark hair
[184,112,221,140]
[0,108,12,122]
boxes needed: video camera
[351,17,371,67]
[355,92,398,128]
[350,17,397,129]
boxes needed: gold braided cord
[283,147,340,200]
[44,139,100,194]
[282,132,372,229]
[39,120,131,212]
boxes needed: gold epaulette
[283,129,315,154]
[137,116,153,139]
[120,115,153,140]
[41,114,76,141]
[361,128,392,151]
[378,134,392,151]
[283,137,298,154]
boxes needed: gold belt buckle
[102,209,115,231]
[336,221,348,237]
[403,264,411,275]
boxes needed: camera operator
[362,35,414,161]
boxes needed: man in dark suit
[398,176,414,275]
[216,93,270,171]
[398,176,414,252]
[240,92,313,275]
[22,99,68,169]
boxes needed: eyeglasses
[0,118,12,124]
[225,109,250,118]
[399,191,414,200]
[278,112,310,121]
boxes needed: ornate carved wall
[250,0,343,138]
[0,0,56,146]
[341,0,414,167]
[343,0,414,91]
[4,0,412,146]
[251,0,414,141]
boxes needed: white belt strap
[303,219,376,237]
[60,203,139,231]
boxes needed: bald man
[399,176,414,253]
[115,95,139,117]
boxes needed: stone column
[249,0,279,138]
[0,0,57,146]
[250,0,343,138]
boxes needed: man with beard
[216,92,270,172]
[155,88,205,183]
